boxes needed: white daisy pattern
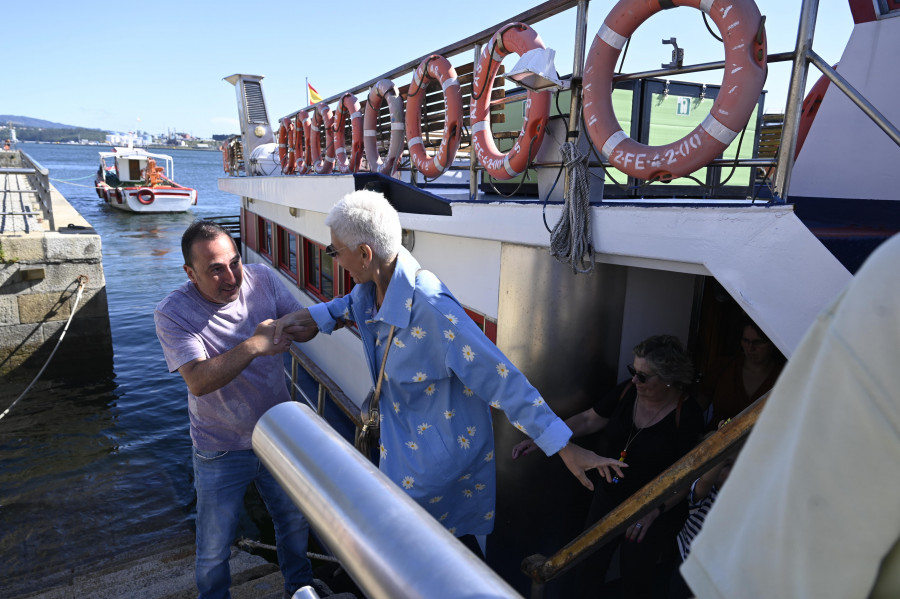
[393,338,406,348]
[462,345,476,362]
[513,421,527,434]
[475,483,486,491]
[532,397,546,407]
[490,399,501,409]
[406,441,419,450]
[380,441,387,460]
[440,513,449,522]
[484,511,494,521]
[410,326,426,340]
[458,473,472,481]
[412,372,427,382]
[463,386,474,397]
[417,422,432,434]
[496,363,510,378]
[444,409,456,420]
[429,496,443,504]
[424,384,436,396]
[401,476,414,489]
[393,402,400,414]
[457,435,471,449]
[448,527,456,534]
[462,489,473,499]
[445,313,459,325]
[404,298,413,311]
[443,329,456,341]
[484,451,494,462]
[467,426,477,437]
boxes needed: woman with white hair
[275,189,625,555]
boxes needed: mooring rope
[549,141,595,274]
[50,178,99,189]
[0,275,88,423]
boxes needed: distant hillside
[0,115,84,129]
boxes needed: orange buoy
[334,93,364,174]
[278,121,295,174]
[363,79,405,176]
[406,55,463,179]
[310,103,336,175]
[583,0,767,182]
[293,111,311,174]
[137,188,155,205]
[795,67,833,159]
[471,23,551,181]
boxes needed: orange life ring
[363,79,405,176]
[471,23,551,181]
[795,66,833,159]
[278,121,294,174]
[334,93,364,174]
[222,143,230,174]
[293,111,311,174]
[406,55,463,179]
[310,103,336,174]
[583,0,767,182]
[137,188,155,205]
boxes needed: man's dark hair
[182,220,235,267]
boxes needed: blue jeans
[193,448,313,599]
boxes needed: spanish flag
[308,82,323,105]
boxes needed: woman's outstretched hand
[273,309,318,344]
[511,439,538,459]
[557,443,628,491]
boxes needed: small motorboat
[95,147,197,213]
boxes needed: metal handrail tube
[19,151,55,231]
[612,51,794,83]
[806,49,900,148]
[253,402,524,599]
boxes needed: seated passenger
[513,335,705,598]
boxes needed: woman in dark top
[514,335,704,598]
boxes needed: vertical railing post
[469,42,482,201]
[564,0,590,193]
[773,0,819,202]
[290,358,298,402]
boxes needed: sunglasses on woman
[325,244,347,258]
[627,364,658,384]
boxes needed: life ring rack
[277,121,294,175]
[470,22,551,181]
[583,0,767,182]
[405,54,463,179]
[137,188,155,205]
[293,111,311,174]
[311,103,336,174]
[334,93,364,174]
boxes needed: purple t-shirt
[154,263,303,451]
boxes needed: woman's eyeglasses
[325,244,347,258]
[627,364,657,384]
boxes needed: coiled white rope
[549,141,595,274]
[0,275,87,422]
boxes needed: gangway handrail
[286,344,362,429]
[13,152,55,231]
[253,401,524,599]
[521,396,764,596]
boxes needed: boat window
[303,239,337,302]
[257,218,273,262]
[277,227,298,281]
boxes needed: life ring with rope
[277,121,294,174]
[795,66,833,159]
[310,103,336,174]
[222,142,230,174]
[137,188,155,205]
[293,111,311,174]
[406,54,463,179]
[334,93,364,174]
[470,22,551,181]
[583,0,767,182]
[363,79,405,176]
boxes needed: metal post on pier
[470,42,483,202]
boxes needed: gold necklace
[619,397,670,462]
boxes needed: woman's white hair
[325,190,402,261]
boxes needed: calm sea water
[0,143,253,596]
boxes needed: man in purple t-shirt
[155,220,315,599]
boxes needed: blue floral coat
[308,247,571,536]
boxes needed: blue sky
[5,1,851,139]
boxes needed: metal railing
[253,401,524,599]
[19,151,54,231]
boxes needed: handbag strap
[369,325,396,415]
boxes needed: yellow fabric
[308,83,323,105]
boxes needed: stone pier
[0,149,112,388]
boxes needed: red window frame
[303,239,337,301]
[242,209,258,252]
[464,307,497,344]
[277,226,299,282]
[257,217,273,261]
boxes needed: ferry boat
[95,147,197,212]
[219,0,899,596]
